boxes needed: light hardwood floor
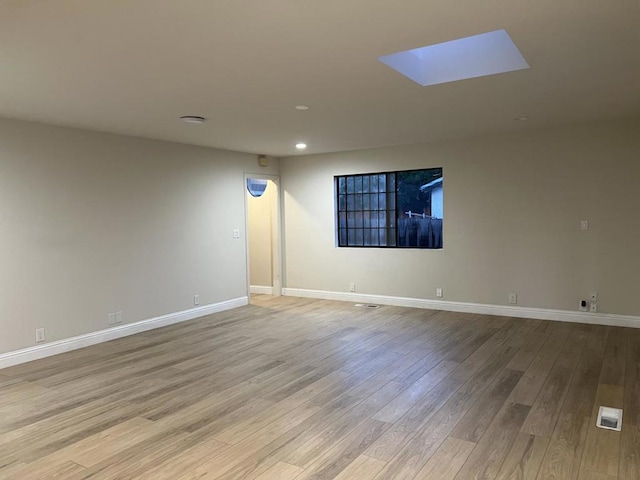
[0,295,638,479]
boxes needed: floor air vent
[354,304,381,309]
[596,406,623,431]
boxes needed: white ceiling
[1,0,638,157]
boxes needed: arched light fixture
[247,178,268,197]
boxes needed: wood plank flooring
[0,295,637,480]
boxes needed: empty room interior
[1,1,639,479]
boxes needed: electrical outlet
[579,300,588,312]
[590,302,597,313]
[508,292,518,305]
[590,291,598,302]
[194,295,200,306]
[108,313,116,325]
[436,288,443,298]
[35,328,45,343]
[581,220,589,231]
[233,228,240,239]
[349,282,355,292]
[115,311,123,324]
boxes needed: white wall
[0,118,278,354]
[280,120,640,316]
[247,180,275,287]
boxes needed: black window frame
[335,167,443,249]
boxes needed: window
[336,168,443,248]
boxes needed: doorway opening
[245,175,281,299]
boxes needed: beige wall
[0,118,278,354]
[280,120,640,316]
[2,116,638,355]
[247,181,275,287]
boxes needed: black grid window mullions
[337,167,443,249]
[337,173,396,247]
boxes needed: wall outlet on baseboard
[349,282,355,292]
[35,328,45,343]
[108,312,122,325]
[590,291,598,302]
[508,292,517,305]
[579,300,588,312]
[194,295,200,306]
[436,288,443,298]
[590,302,597,313]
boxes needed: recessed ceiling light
[295,143,307,150]
[295,105,310,111]
[514,116,530,121]
[180,116,206,124]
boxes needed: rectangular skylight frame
[379,29,529,87]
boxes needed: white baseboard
[0,296,248,370]
[282,288,640,329]
[250,285,274,295]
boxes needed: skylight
[379,30,529,87]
